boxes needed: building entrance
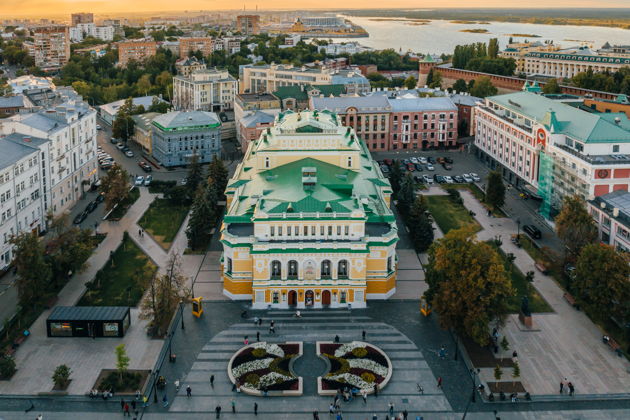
[321,290,331,306]
[288,290,297,306]
[305,290,314,306]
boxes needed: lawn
[138,198,189,250]
[107,187,140,220]
[425,195,481,234]
[443,184,506,217]
[489,242,552,313]
[78,234,157,307]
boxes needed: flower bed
[316,341,392,396]
[227,342,303,396]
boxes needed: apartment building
[588,190,630,253]
[25,26,71,71]
[71,13,93,26]
[0,133,49,270]
[175,56,207,77]
[69,23,115,42]
[117,39,157,67]
[524,47,630,79]
[179,37,214,59]
[474,90,630,217]
[236,15,260,35]
[173,68,237,112]
[234,93,281,150]
[499,41,560,74]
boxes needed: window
[271,260,281,278]
[387,256,392,272]
[294,226,299,235]
[340,291,347,304]
[304,226,308,236]
[320,225,324,235]
[613,145,620,153]
[311,225,315,235]
[270,226,275,237]
[328,226,332,235]
[264,157,270,168]
[337,226,341,235]
[347,156,352,167]
[288,260,298,278]
[226,257,232,273]
[338,260,348,278]
[278,226,283,236]
[344,225,349,235]
[321,260,331,278]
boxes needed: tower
[418,55,438,88]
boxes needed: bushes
[0,356,16,379]
[52,364,72,389]
[99,371,142,392]
[148,180,176,194]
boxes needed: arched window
[338,260,348,278]
[387,256,393,272]
[264,157,270,168]
[321,260,331,278]
[271,260,282,279]
[288,260,298,278]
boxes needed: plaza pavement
[429,188,630,396]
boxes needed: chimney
[614,117,621,125]
[600,202,606,209]
[613,207,619,217]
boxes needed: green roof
[488,91,630,143]
[273,84,346,101]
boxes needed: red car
[407,163,416,172]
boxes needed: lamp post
[167,332,172,360]
[180,299,185,330]
[516,218,521,239]
[152,370,158,403]
[470,368,480,403]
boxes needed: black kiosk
[46,306,131,338]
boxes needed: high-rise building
[173,68,237,112]
[236,15,260,35]
[221,110,398,309]
[117,39,157,67]
[26,26,71,71]
[71,13,93,26]
[179,37,214,59]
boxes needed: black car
[434,174,445,183]
[414,163,424,171]
[523,224,542,239]
[95,193,105,204]
[442,163,452,170]
[73,210,89,225]
[427,157,436,164]
[444,156,453,164]
[86,201,98,213]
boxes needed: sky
[2,1,629,18]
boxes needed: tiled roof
[152,111,221,131]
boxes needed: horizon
[3,3,630,19]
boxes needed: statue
[521,296,531,317]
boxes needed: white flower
[326,373,371,390]
[231,357,275,379]
[348,358,389,377]
[251,342,285,357]
[258,371,295,389]
[333,341,365,357]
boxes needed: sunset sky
[2,1,629,18]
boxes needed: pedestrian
[270,320,275,328]
[335,413,341,420]
[135,390,141,401]
[374,383,379,397]
[36,415,43,420]
[258,317,263,326]
[329,403,335,415]
[162,394,169,408]
[437,376,443,389]
[568,382,575,396]
[120,399,126,411]
[210,374,215,388]
[231,399,236,413]
[256,331,260,341]
[142,395,148,408]
[559,380,564,394]
[361,388,367,404]
[269,325,275,334]
[372,415,377,420]
[254,402,258,416]
[123,403,130,417]
[244,336,249,345]
[254,316,259,325]
[186,385,192,397]
[388,402,394,415]
[403,409,408,420]
[362,330,366,340]
[215,405,221,418]
[313,410,320,419]
[131,400,136,411]
[438,345,446,359]
[138,228,142,237]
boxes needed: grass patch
[489,242,552,313]
[78,234,157,307]
[443,184,505,217]
[426,195,481,234]
[148,180,177,194]
[107,187,140,220]
[138,198,189,250]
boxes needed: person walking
[123,403,130,417]
[244,336,249,345]
[258,317,263,326]
[568,382,575,396]
[215,405,221,418]
[388,402,394,416]
[402,409,408,420]
[329,403,335,415]
[130,400,136,411]
[362,330,366,340]
[210,374,214,388]
[437,376,443,389]
[254,316,259,325]
[313,410,320,419]
[162,394,168,408]
[372,415,377,420]
[142,395,148,408]
[361,388,367,404]
[256,331,260,342]
[254,402,258,416]
[120,399,126,412]
[334,335,340,343]
[374,383,379,397]
[186,385,192,397]
[231,399,236,413]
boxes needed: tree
[207,155,229,199]
[485,171,505,211]
[148,96,170,113]
[115,344,130,381]
[397,173,416,216]
[428,69,442,89]
[555,195,597,261]
[186,154,204,199]
[404,75,417,89]
[494,365,503,381]
[488,38,500,59]
[389,160,403,198]
[45,213,93,288]
[112,98,136,142]
[408,195,434,252]
[500,336,510,351]
[425,227,514,346]
[470,76,498,98]
[452,79,468,93]
[140,255,190,336]
[542,78,562,94]
[186,182,217,250]
[10,232,52,307]
[0,356,16,379]
[512,360,521,386]
[100,164,130,211]
[573,243,630,321]
[52,364,72,389]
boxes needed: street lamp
[470,368,480,403]
[152,370,158,403]
[180,299,185,330]
[167,332,172,360]
[516,219,521,239]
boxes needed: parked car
[110,137,119,144]
[443,175,454,184]
[383,158,393,166]
[90,179,102,191]
[419,157,428,164]
[138,161,152,172]
[414,163,424,171]
[181,177,188,185]
[523,225,542,239]
[134,176,144,186]
[73,210,89,225]
[470,172,481,182]
[427,156,436,164]
[95,193,105,203]
[116,142,125,150]
[422,175,434,184]
[407,163,415,172]
[86,201,98,213]
[410,157,419,164]
[462,174,473,183]
[413,174,423,183]
[444,156,453,164]
[96,124,102,130]
[453,175,464,183]
[426,164,435,171]
[125,150,134,158]
[436,157,445,164]
[434,174,445,183]
[402,159,410,165]
[144,175,153,186]
[380,165,390,173]
[100,162,113,170]
[442,163,452,170]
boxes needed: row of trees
[451,76,499,98]
[366,73,417,90]
[571,67,630,96]
[452,40,516,76]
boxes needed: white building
[173,69,237,112]
[8,75,56,94]
[524,46,630,79]
[0,133,49,270]
[588,191,630,253]
[318,42,368,55]
[99,95,167,126]
[69,23,115,42]
[1,90,99,215]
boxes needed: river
[330,16,630,55]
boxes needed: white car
[96,124,102,130]
[426,164,435,171]
[410,157,419,164]
[470,172,481,182]
[419,157,428,164]
[443,175,454,184]
[125,150,134,158]
[144,175,153,186]
[134,176,144,186]
[462,173,473,183]
[422,174,434,184]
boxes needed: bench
[563,292,579,309]
[607,337,622,356]
[534,262,548,274]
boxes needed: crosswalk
[169,310,452,418]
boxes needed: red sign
[536,128,547,148]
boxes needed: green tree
[425,227,514,346]
[512,360,521,386]
[470,76,498,98]
[397,173,416,215]
[148,96,170,113]
[0,356,16,379]
[112,98,135,142]
[404,75,417,89]
[408,195,434,252]
[186,182,217,250]
[555,195,597,261]
[101,164,130,211]
[52,365,72,389]
[573,243,630,320]
[494,365,503,381]
[115,344,130,381]
[186,154,204,199]
[501,336,510,351]
[488,38,499,58]
[485,171,505,211]
[10,232,52,307]
[452,79,468,93]
[542,78,562,94]
[208,154,229,200]
[428,69,442,89]
[389,160,403,200]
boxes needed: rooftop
[310,95,392,113]
[100,96,164,117]
[241,110,276,128]
[152,110,221,131]
[47,306,129,322]
[273,84,346,101]
[386,96,458,112]
[590,190,630,229]
[0,95,26,108]
[131,112,162,132]
[0,133,48,170]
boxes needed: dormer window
[264,157,270,168]
[347,157,353,168]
